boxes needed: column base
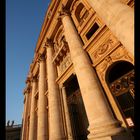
[67,136,73,140]
[87,132,134,140]
[111,131,134,140]
[88,136,112,140]
[49,138,69,140]
[87,120,124,140]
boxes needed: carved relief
[96,46,133,82]
[98,39,113,54]
[59,53,72,74]
[53,25,64,54]
[53,35,69,63]
[110,70,134,98]
[96,56,113,81]
[92,35,119,65]
[110,47,133,62]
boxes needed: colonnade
[22,0,134,139]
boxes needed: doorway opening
[105,61,134,134]
[64,74,89,140]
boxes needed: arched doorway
[105,61,134,134]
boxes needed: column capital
[31,75,38,82]
[58,4,70,20]
[37,53,45,63]
[45,38,54,48]
[26,76,31,84]
[23,86,31,95]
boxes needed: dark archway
[105,61,134,134]
[106,61,134,84]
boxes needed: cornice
[26,0,72,81]
[35,0,60,53]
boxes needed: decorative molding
[110,46,133,62]
[110,70,134,96]
[52,36,69,64]
[59,53,72,74]
[93,36,115,60]
[96,46,133,82]
[47,10,52,19]
[96,56,113,81]
[70,0,80,12]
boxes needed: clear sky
[6,0,51,125]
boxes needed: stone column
[21,90,29,140]
[60,10,124,139]
[37,55,48,140]
[87,0,134,56]
[28,76,37,140]
[61,85,73,140]
[46,39,65,140]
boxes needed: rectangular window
[86,22,99,40]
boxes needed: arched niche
[75,3,85,23]
[70,0,92,29]
[105,60,134,133]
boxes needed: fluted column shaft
[22,92,29,140]
[61,13,123,139]
[87,0,134,56]
[28,77,37,140]
[46,44,65,139]
[37,56,48,140]
[61,86,73,140]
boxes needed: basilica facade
[21,0,134,140]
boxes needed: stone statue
[7,120,10,126]
[11,120,14,126]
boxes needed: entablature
[36,0,61,53]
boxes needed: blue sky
[6,0,51,125]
